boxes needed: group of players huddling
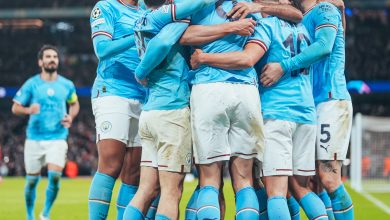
[12,0,354,220]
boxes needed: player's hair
[144,0,166,8]
[37,45,59,60]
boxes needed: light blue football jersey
[251,17,316,124]
[133,5,191,111]
[189,0,259,85]
[13,75,78,140]
[90,0,145,101]
[303,2,350,105]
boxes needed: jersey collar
[303,3,317,16]
[117,0,139,10]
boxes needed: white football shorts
[139,107,192,173]
[191,82,265,164]
[316,100,353,161]
[92,96,142,147]
[24,140,68,174]
[262,119,316,176]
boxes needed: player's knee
[138,183,159,200]
[98,162,123,178]
[121,166,140,185]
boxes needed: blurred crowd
[1,9,390,176]
[0,0,96,8]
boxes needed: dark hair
[37,45,59,60]
[144,0,166,7]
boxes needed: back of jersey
[133,7,190,111]
[303,2,350,105]
[253,17,316,124]
[190,0,258,85]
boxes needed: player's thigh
[263,119,294,177]
[121,147,142,185]
[155,108,192,173]
[45,140,68,170]
[316,100,353,160]
[292,123,316,176]
[230,84,265,160]
[127,99,142,148]
[92,96,132,144]
[24,140,45,174]
[190,83,231,164]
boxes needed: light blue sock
[318,190,335,220]
[185,186,200,220]
[88,172,115,220]
[256,187,268,220]
[267,196,290,220]
[329,184,353,220]
[116,183,138,220]
[42,170,62,217]
[123,205,145,220]
[155,214,171,220]
[196,185,220,220]
[287,196,300,220]
[300,192,328,220]
[236,187,259,220]
[25,175,40,220]
[146,194,160,220]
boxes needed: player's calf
[42,170,62,218]
[156,171,185,219]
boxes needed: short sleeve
[149,4,190,30]
[90,1,115,39]
[66,82,78,104]
[312,3,340,32]
[13,80,33,106]
[246,18,273,52]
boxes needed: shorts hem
[293,170,316,176]
[231,153,258,160]
[195,156,231,165]
[263,170,293,177]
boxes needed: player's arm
[191,43,265,70]
[61,87,79,128]
[151,0,217,27]
[180,18,256,46]
[93,35,136,60]
[11,80,39,116]
[191,18,272,70]
[227,1,303,23]
[90,2,135,60]
[135,22,189,81]
[11,102,39,116]
[318,0,346,35]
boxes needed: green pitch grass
[0,177,389,219]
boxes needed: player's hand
[190,49,204,70]
[260,63,284,87]
[61,114,73,128]
[28,104,40,115]
[227,2,258,20]
[230,18,256,36]
[136,76,148,87]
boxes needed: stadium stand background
[0,1,390,176]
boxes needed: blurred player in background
[122,0,218,219]
[12,45,80,220]
[262,0,353,219]
[87,0,147,219]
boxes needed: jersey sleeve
[90,1,115,39]
[312,3,340,32]
[148,4,191,30]
[135,22,189,79]
[66,82,78,104]
[246,18,273,52]
[13,80,33,106]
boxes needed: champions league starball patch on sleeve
[91,7,102,20]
